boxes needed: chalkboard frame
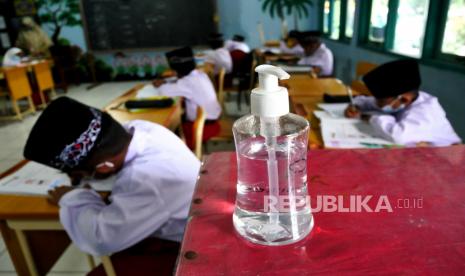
[79,0,218,53]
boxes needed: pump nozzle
[255,65,290,92]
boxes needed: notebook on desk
[0,162,114,196]
[314,103,397,149]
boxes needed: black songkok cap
[23,97,121,171]
[165,46,196,76]
[363,59,421,99]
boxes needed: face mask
[381,103,406,114]
[380,95,406,114]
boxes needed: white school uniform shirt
[353,91,462,146]
[2,47,22,67]
[279,40,305,56]
[204,47,233,74]
[224,40,251,53]
[158,69,222,122]
[59,120,201,256]
[297,43,334,76]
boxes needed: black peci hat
[165,46,196,77]
[233,34,245,42]
[298,30,322,44]
[23,97,123,171]
[362,59,421,99]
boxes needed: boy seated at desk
[23,97,200,270]
[345,59,461,147]
[225,34,250,53]
[297,31,334,77]
[204,33,233,75]
[153,46,222,148]
[279,30,304,56]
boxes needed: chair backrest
[33,61,55,91]
[355,61,377,80]
[217,67,226,108]
[4,66,33,100]
[351,61,377,95]
[230,50,248,75]
[248,56,258,90]
[193,107,206,160]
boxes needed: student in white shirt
[23,97,200,268]
[154,47,222,148]
[225,34,250,53]
[297,31,334,76]
[2,47,24,67]
[279,30,305,56]
[204,33,233,74]
[345,59,461,147]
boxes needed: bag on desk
[125,97,174,109]
[323,93,351,103]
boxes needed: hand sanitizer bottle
[233,65,314,245]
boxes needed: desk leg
[0,220,30,276]
[15,229,39,276]
[0,220,71,276]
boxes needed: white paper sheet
[317,103,350,118]
[0,162,114,196]
[320,119,394,148]
[135,84,161,99]
[313,103,394,148]
[279,65,313,73]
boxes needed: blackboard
[80,0,217,51]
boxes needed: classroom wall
[217,0,319,48]
[45,1,319,52]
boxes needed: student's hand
[161,70,176,78]
[152,79,165,87]
[310,66,322,77]
[344,105,360,118]
[47,186,75,205]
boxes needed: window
[358,0,465,72]
[368,0,389,43]
[441,0,465,56]
[345,0,356,38]
[360,0,430,58]
[320,0,356,42]
[391,0,430,57]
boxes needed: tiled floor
[0,81,247,275]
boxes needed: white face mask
[381,103,406,114]
[380,96,406,114]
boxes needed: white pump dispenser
[251,65,290,118]
[232,64,313,246]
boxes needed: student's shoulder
[415,91,441,108]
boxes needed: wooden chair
[208,68,235,144]
[192,106,206,160]
[2,66,35,120]
[217,67,226,110]
[350,61,377,95]
[32,61,57,108]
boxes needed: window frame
[319,0,354,44]
[357,0,465,73]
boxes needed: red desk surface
[176,146,465,275]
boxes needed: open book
[0,162,115,196]
[314,103,397,148]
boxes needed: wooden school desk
[0,83,182,276]
[284,75,356,148]
[0,60,54,80]
[104,84,183,131]
[176,146,465,275]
